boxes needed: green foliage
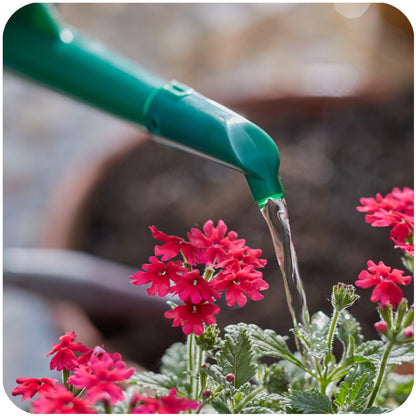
[130,371,177,396]
[240,392,285,414]
[378,372,414,407]
[128,287,413,414]
[334,366,375,412]
[283,389,334,413]
[263,363,290,394]
[337,310,363,348]
[160,342,187,379]
[242,323,306,370]
[215,324,257,388]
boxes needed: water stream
[261,197,309,328]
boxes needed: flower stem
[233,386,265,413]
[187,333,200,402]
[327,309,340,352]
[187,333,195,376]
[103,399,112,414]
[62,368,71,391]
[367,342,394,408]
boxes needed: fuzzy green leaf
[334,366,374,412]
[160,342,187,380]
[355,340,385,362]
[210,395,232,414]
[363,407,391,413]
[242,323,304,370]
[284,389,334,414]
[387,344,414,366]
[216,325,257,388]
[130,371,176,395]
[241,392,285,413]
[203,364,229,388]
[337,310,363,347]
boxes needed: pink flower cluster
[129,388,199,414]
[355,188,414,337]
[130,220,268,336]
[12,331,198,414]
[357,187,414,256]
[355,260,412,308]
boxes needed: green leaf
[337,310,363,348]
[278,358,309,391]
[210,395,232,414]
[363,406,391,413]
[355,340,385,363]
[387,344,414,366]
[216,324,257,388]
[243,323,304,370]
[283,389,333,414]
[334,366,374,412]
[160,342,187,380]
[130,371,176,396]
[295,311,331,360]
[203,364,229,388]
[240,392,285,413]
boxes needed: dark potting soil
[75,90,413,368]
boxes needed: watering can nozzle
[143,80,284,205]
[4,3,284,205]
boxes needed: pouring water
[261,197,310,329]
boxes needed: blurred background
[3,2,413,409]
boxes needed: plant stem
[187,333,201,402]
[327,309,340,352]
[62,368,72,391]
[187,333,194,375]
[233,386,265,413]
[196,344,205,396]
[103,399,112,414]
[367,342,394,408]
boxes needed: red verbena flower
[188,220,245,265]
[30,385,97,414]
[210,266,269,307]
[130,256,186,297]
[150,225,201,265]
[75,345,106,367]
[217,246,267,273]
[170,268,220,304]
[164,301,220,336]
[45,331,90,371]
[391,187,414,214]
[130,388,200,414]
[12,377,58,401]
[355,260,412,308]
[357,188,414,256]
[67,351,135,405]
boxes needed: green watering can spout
[3,3,284,205]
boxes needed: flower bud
[404,322,414,338]
[225,373,235,383]
[331,283,359,311]
[374,320,388,333]
[203,390,211,398]
[195,325,221,351]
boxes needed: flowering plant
[11,188,413,413]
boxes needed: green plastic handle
[3,3,284,204]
